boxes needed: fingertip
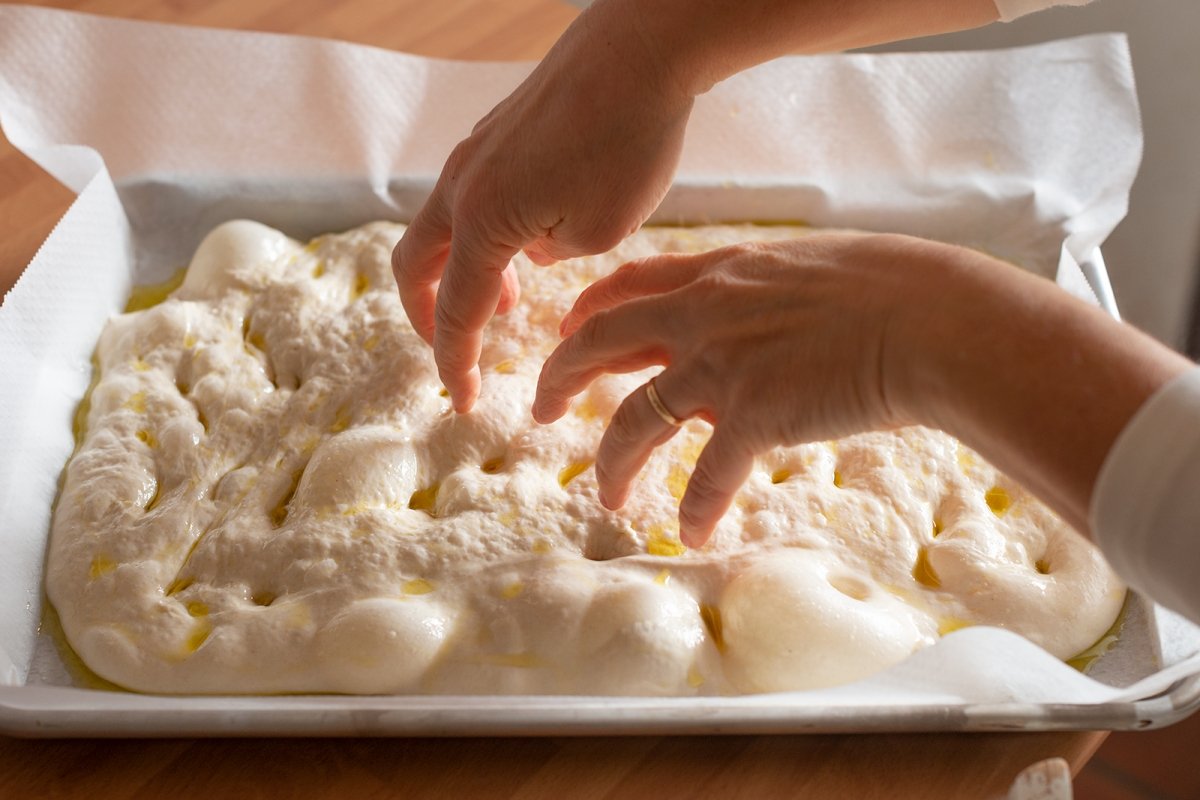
[678,514,713,549]
[678,430,754,549]
[530,397,566,425]
[523,247,557,267]
[599,484,628,511]
[442,365,481,415]
[494,285,518,316]
[594,463,628,511]
[496,266,521,315]
[452,393,476,415]
[532,363,569,424]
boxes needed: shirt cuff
[993,0,1094,23]
[1091,366,1200,625]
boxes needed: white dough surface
[46,221,1126,694]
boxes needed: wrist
[886,241,990,435]
[853,235,969,433]
[578,0,727,98]
[542,0,699,129]
[886,240,1191,532]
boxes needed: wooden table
[0,1,1106,797]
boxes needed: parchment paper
[1,5,1197,723]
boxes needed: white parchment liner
[1,6,1197,731]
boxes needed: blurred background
[866,2,1200,355]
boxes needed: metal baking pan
[2,13,1197,735]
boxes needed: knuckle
[436,344,477,376]
[391,242,407,280]
[675,350,723,397]
[444,140,473,176]
[613,258,652,291]
[570,313,607,353]
[571,222,630,255]
[725,240,769,263]
[434,299,472,337]
[692,266,738,295]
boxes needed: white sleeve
[993,0,1094,23]
[1091,366,1200,626]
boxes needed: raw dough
[46,221,1126,694]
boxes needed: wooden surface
[0,733,1106,799]
[0,1,1108,797]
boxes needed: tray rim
[3,675,1198,738]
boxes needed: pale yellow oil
[557,460,592,488]
[37,602,128,692]
[408,483,440,516]
[700,604,726,653]
[122,267,187,313]
[1066,592,1130,673]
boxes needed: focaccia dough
[47,220,1125,694]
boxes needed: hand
[534,231,1192,547]
[392,7,694,413]
[532,233,934,547]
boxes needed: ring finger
[595,369,701,510]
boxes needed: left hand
[390,4,694,413]
[532,232,935,547]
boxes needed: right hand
[533,230,1193,546]
[532,233,929,546]
[392,7,695,413]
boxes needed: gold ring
[646,378,684,427]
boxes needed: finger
[434,229,521,413]
[594,371,692,510]
[523,232,584,267]
[393,185,454,345]
[559,253,706,337]
[523,244,558,267]
[532,298,673,424]
[678,425,756,548]
[494,264,521,315]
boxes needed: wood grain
[0,1,1107,796]
[0,730,1106,799]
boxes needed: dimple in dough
[46,220,1126,695]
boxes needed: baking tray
[4,674,1200,738]
[2,179,1198,737]
[2,9,1199,736]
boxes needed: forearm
[889,239,1193,536]
[580,0,1000,97]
